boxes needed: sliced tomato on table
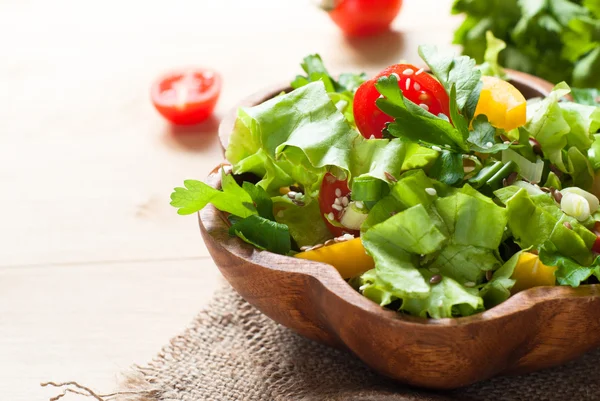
[353,63,450,139]
[319,173,359,237]
[151,68,221,125]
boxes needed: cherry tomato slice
[592,221,600,254]
[328,0,403,37]
[353,64,450,139]
[319,173,360,237]
[151,68,221,126]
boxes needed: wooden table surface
[0,1,460,399]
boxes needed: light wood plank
[0,258,225,401]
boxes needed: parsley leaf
[170,169,256,217]
[375,74,468,152]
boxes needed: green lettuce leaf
[479,250,520,308]
[227,82,437,198]
[418,44,482,110]
[272,196,332,248]
[539,241,600,286]
[525,82,572,171]
[401,270,484,319]
[495,187,595,266]
[477,31,508,79]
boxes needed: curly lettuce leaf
[400,270,484,319]
[418,44,482,110]
[227,81,437,202]
[525,82,572,171]
[539,241,600,287]
[477,31,508,79]
[495,187,596,266]
[272,196,332,248]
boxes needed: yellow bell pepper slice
[295,238,374,279]
[511,252,557,294]
[474,76,527,132]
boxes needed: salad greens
[171,44,600,319]
[452,0,600,90]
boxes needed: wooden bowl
[202,70,600,389]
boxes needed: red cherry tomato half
[353,64,450,139]
[592,221,600,254]
[319,173,360,237]
[328,0,403,37]
[151,68,221,125]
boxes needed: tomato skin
[592,222,600,254]
[328,0,403,37]
[319,173,360,237]
[151,68,221,126]
[353,64,450,139]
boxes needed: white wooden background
[0,1,460,399]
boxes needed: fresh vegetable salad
[171,35,600,319]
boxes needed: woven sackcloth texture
[120,284,600,401]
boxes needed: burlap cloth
[112,284,600,401]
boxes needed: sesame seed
[327,212,335,221]
[277,211,284,218]
[335,188,342,197]
[378,94,384,99]
[332,204,343,211]
[294,192,302,200]
[341,196,349,206]
[464,281,476,288]
[462,154,470,159]
[403,68,414,75]
[419,93,429,101]
[504,226,508,231]
[419,103,429,111]
[355,201,364,209]
[391,72,400,80]
[485,142,493,148]
[334,198,341,205]
[438,113,449,122]
[431,145,442,152]
[324,239,336,246]
[287,191,297,199]
[415,68,425,75]
[369,134,375,139]
[444,144,451,148]
[413,82,421,91]
[300,246,311,251]
[405,78,411,91]
[425,187,437,196]
[311,243,323,250]
[504,141,511,144]
[563,221,573,230]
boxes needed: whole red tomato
[327,0,403,36]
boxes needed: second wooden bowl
[202,70,600,389]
